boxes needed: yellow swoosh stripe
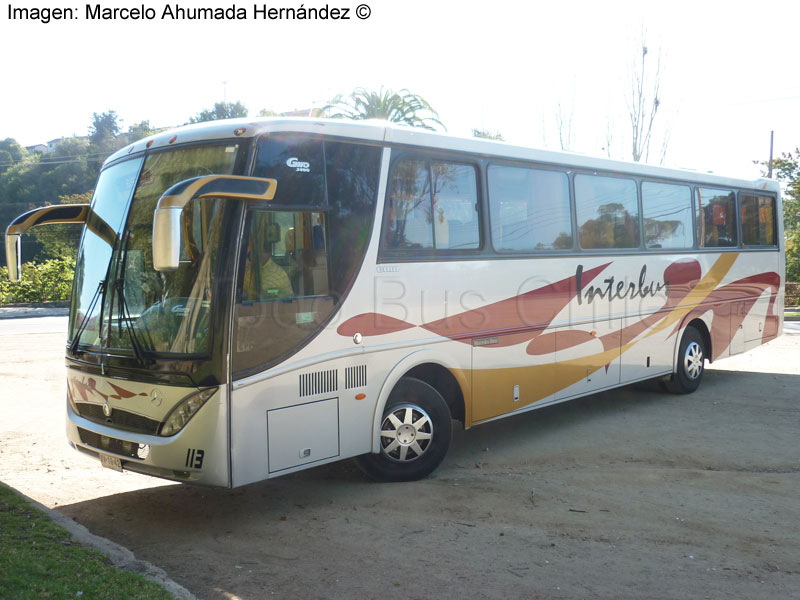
[644,253,738,339]
[464,255,739,424]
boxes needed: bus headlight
[159,388,216,436]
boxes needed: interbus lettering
[576,264,669,305]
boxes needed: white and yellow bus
[5,118,784,485]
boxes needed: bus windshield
[69,143,241,356]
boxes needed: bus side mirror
[5,233,21,282]
[4,204,90,282]
[152,175,277,272]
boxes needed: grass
[0,484,175,600]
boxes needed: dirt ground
[1,316,799,600]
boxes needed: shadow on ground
[54,369,800,600]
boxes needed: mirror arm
[152,176,277,272]
[4,204,90,282]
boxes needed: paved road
[2,316,800,600]
[784,320,800,334]
[0,315,69,334]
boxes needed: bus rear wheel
[355,377,452,482]
[662,326,706,394]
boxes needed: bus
[4,118,784,486]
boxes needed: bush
[0,257,75,304]
[786,282,800,308]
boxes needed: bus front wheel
[355,377,452,482]
[662,326,706,394]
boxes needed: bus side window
[575,174,639,249]
[740,194,776,246]
[384,159,433,250]
[383,158,480,254]
[642,182,693,250]
[488,165,572,251]
[431,162,480,250]
[697,188,737,248]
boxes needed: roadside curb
[0,307,70,320]
[0,482,197,600]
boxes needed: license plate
[99,454,123,472]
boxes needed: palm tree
[323,87,445,131]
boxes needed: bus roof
[106,117,780,194]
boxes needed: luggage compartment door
[267,398,339,473]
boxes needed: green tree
[190,101,249,123]
[0,138,28,164]
[769,149,800,282]
[31,191,92,262]
[0,150,12,173]
[45,137,91,166]
[89,111,123,157]
[0,130,99,266]
[323,87,444,131]
[28,138,96,208]
[0,146,94,215]
[0,256,76,304]
[769,149,800,229]
[0,139,30,175]
[258,108,281,117]
[128,120,157,142]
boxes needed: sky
[1,0,799,179]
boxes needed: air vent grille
[344,365,367,389]
[299,369,338,397]
[75,403,161,435]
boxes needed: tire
[663,326,706,394]
[355,377,452,482]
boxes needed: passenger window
[384,160,433,250]
[642,182,693,249]
[383,159,479,253]
[575,174,639,249]
[740,194,776,246]
[488,165,572,251]
[431,162,479,249]
[697,188,737,247]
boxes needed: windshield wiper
[113,278,154,367]
[110,230,155,367]
[69,279,106,355]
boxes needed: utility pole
[222,80,228,104]
[768,130,774,178]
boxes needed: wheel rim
[379,403,433,463]
[684,341,704,379]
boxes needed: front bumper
[65,387,230,487]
